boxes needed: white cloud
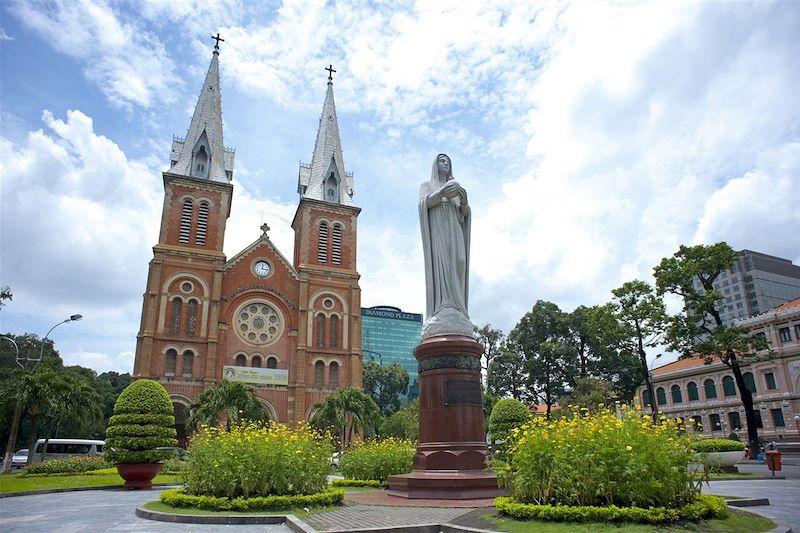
[10,0,179,109]
[0,109,162,369]
[0,27,13,40]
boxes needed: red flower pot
[117,463,163,489]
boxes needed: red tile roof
[651,356,721,376]
[772,296,800,313]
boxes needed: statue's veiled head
[433,153,453,182]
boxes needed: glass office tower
[361,306,423,399]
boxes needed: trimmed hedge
[489,398,532,440]
[160,488,344,511]
[495,494,728,524]
[331,478,386,488]
[692,438,746,453]
[104,379,177,465]
[21,456,110,476]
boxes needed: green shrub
[692,438,746,453]
[160,487,344,511]
[727,432,740,441]
[182,421,332,499]
[508,406,702,509]
[331,478,386,488]
[161,457,185,475]
[21,456,111,476]
[495,494,728,524]
[338,438,414,482]
[489,398,531,449]
[104,379,177,465]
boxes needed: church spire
[297,65,355,206]
[169,35,234,183]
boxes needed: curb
[727,498,770,507]
[0,482,180,498]
[134,506,315,531]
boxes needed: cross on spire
[325,64,336,81]
[260,223,270,237]
[212,32,225,50]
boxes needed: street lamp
[1,313,82,472]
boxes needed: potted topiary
[104,379,177,489]
[692,438,747,472]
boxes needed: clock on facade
[253,260,271,277]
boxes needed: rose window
[235,302,282,345]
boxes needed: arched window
[179,199,193,244]
[266,357,277,369]
[331,224,342,265]
[656,387,667,406]
[318,222,328,263]
[689,415,702,431]
[171,297,182,335]
[181,350,193,377]
[704,379,717,399]
[235,353,247,366]
[326,173,339,202]
[642,389,651,408]
[165,349,177,376]
[195,201,209,246]
[186,299,198,336]
[671,384,682,404]
[329,315,339,348]
[316,313,326,347]
[687,381,699,401]
[314,361,325,386]
[743,372,756,394]
[722,376,736,396]
[251,355,262,368]
[329,361,339,387]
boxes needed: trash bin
[765,450,781,476]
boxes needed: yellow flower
[626,445,633,451]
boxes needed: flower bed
[495,494,728,524]
[338,437,414,482]
[504,406,702,510]
[160,487,344,511]
[691,438,746,453]
[181,421,332,499]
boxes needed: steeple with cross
[325,64,336,82]
[212,32,225,50]
[260,223,270,238]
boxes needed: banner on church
[222,366,288,386]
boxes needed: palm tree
[186,380,270,432]
[41,375,102,453]
[309,388,379,446]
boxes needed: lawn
[485,508,775,533]
[0,472,179,494]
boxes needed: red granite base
[387,469,503,500]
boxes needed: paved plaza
[1,466,798,533]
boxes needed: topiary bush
[692,438,746,453]
[338,438,415,482]
[104,379,177,464]
[489,398,531,459]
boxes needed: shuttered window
[332,224,342,265]
[179,199,193,244]
[318,222,328,262]
[195,201,209,245]
[181,350,193,377]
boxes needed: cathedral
[132,41,362,443]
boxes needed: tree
[487,343,531,401]
[564,306,594,377]
[309,387,379,447]
[509,300,577,417]
[611,279,668,418]
[362,361,409,416]
[654,242,768,458]
[379,399,419,440]
[0,286,11,309]
[186,380,270,431]
[559,376,615,411]
[474,324,505,388]
[40,374,102,456]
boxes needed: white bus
[30,439,105,464]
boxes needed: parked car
[11,449,28,468]
[29,439,104,464]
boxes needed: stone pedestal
[388,334,501,499]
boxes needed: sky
[1,0,799,375]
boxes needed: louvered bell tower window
[179,199,193,244]
[332,224,342,265]
[318,222,328,263]
[195,201,209,245]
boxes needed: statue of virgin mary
[418,154,473,338]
